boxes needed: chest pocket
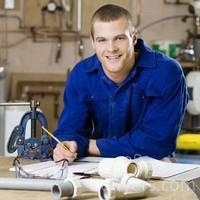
[131,84,160,126]
[84,95,109,119]
[145,88,160,101]
[132,85,146,112]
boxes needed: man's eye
[117,37,125,40]
[97,39,106,43]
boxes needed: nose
[107,41,118,52]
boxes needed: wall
[0,0,193,94]
[0,0,194,155]
[138,0,193,42]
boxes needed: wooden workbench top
[0,156,198,200]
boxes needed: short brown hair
[90,4,134,38]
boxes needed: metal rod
[0,102,30,106]
[77,0,81,32]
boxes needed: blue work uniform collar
[134,38,157,68]
[86,38,157,84]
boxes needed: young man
[53,4,188,163]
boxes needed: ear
[132,30,138,46]
[133,34,137,45]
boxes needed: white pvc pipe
[0,177,64,191]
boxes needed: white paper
[77,156,104,163]
[10,156,200,181]
[165,167,200,181]
[10,159,98,179]
[135,156,200,179]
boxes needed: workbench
[0,156,199,200]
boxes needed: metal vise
[0,100,53,160]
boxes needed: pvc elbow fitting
[133,160,153,180]
[98,156,152,180]
[98,174,151,200]
[51,178,104,199]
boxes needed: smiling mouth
[106,55,121,60]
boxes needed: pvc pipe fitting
[51,179,74,199]
[52,178,104,199]
[98,157,152,180]
[98,175,151,200]
[98,157,136,180]
[132,160,153,179]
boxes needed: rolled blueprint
[0,177,68,191]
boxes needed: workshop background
[0,0,199,162]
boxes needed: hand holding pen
[42,126,77,163]
[53,141,77,163]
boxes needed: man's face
[91,17,136,82]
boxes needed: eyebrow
[115,34,127,38]
[95,37,106,41]
[95,34,127,41]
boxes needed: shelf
[180,61,199,69]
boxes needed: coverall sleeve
[53,71,90,157]
[96,73,188,159]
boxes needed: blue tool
[3,100,53,160]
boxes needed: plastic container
[151,40,181,58]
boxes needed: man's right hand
[53,140,77,163]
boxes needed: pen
[41,126,70,151]
[73,172,99,179]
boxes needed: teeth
[107,55,120,59]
